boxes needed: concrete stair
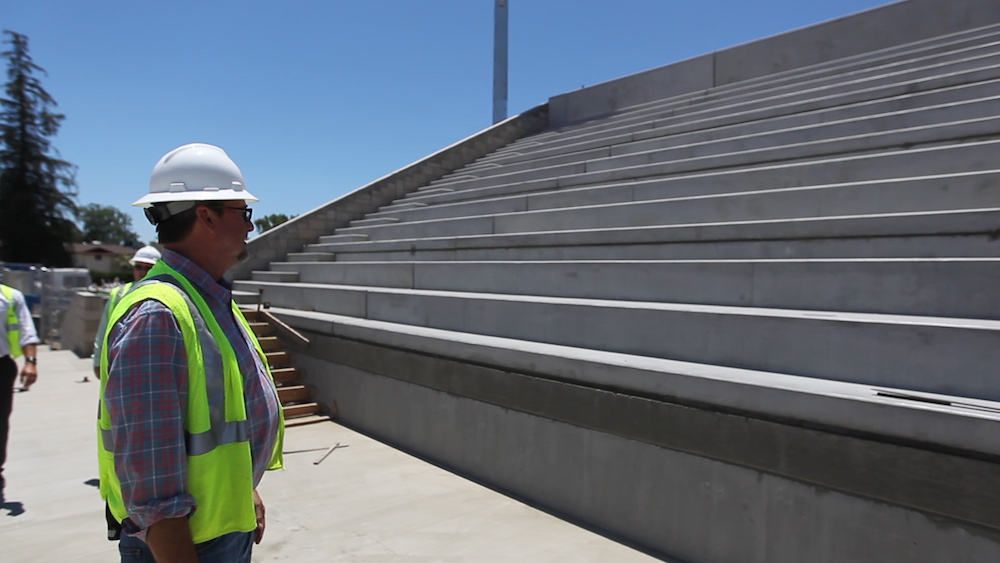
[258,258,1000,318]
[232,4,1000,561]
[235,278,1000,400]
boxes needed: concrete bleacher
[229,1,1000,561]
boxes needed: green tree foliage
[77,203,140,246]
[0,30,77,266]
[255,212,295,234]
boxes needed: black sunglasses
[212,205,253,223]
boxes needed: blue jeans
[119,530,253,562]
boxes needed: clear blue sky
[3,0,888,243]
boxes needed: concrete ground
[0,347,662,562]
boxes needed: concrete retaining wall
[290,330,1000,563]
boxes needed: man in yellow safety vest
[0,281,39,497]
[97,143,284,562]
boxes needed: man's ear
[196,205,219,231]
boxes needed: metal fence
[1,263,91,346]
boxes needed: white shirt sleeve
[11,289,40,347]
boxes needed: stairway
[242,307,331,427]
[240,20,1000,400]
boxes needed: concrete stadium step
[305,209,1000,262]
[336,172,1000,243]
[264,305,1000,458]
[413,112,1000,199]
[233,290,258,306]
[286,251,337,262]
[492,174,1000,235]
[234,286,1000,402]
[369,191,529,223]
[468,44,1000,160]
[503,33,1000,153]
[368,170,1000,228]
[458,40,1000,176]
[317,234,368,244]
[264,258,1000,319]
[401,138,1000,208]
[459,82,1000,181]
[251,271,300,283]
[515,24,1000,136]
[529,167,1000,214]
[379,201,428,212]
[414,187,454,197]
[467,84,1000,183]
[349,217,399,227]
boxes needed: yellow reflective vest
[97,262,284,543]
[1,284,22,359]
[93,283,133,369]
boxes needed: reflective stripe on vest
[96,260,283,543]
[1,285,22,359]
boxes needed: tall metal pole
[493,0,509,124]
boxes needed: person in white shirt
[0,282,40,496]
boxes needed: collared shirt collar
[160,248,233,305]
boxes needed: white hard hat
[132,143,258,208]
[129,245,161,266]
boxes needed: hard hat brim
[132,188,260,207]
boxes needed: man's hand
[19,345,37,389]
[253,489,266,544]
[146,516,198,562]
[19,364,36,389]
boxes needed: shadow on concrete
[0,490,25,516]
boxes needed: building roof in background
[71,242,136,256]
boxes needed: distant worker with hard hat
[0,279,40,497]
[97,143,284,562]
[91,245,162,380]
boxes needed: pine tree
[0,30,77,266]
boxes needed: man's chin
[237,248,250,263]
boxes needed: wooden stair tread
[284,414,331,427]
[283,402,324,418]
[248,321,274,336]
[271,367,300,384]
[266,351,293,368]
[278,385,313,402]
[257,336,282,352]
